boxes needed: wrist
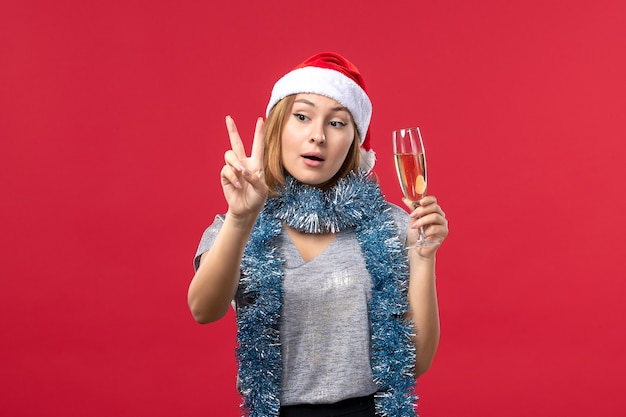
[409,250,437,276]
[408,248,437,262]
[225,210,258,230]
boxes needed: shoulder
[200,214,226,239]
[385,202,409,227]
[193,214,226,270]
[383,202,409,245]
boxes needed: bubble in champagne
[415,175,426,195]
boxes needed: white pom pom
[359,147,376,172]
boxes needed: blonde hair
[263,95,362,194]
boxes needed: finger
[418,205,445,218]
[418,195,438,206]
[423,225,448,242]
[225,148,261,184]
[220,164,242,189]
[240,163,269,192]
[225,115,247,160]
[224,149,244,172]
[413,212,447,229]
[411,202,445,220]
[251,117,265,165]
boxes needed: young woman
[188,52,448,417]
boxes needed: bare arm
[188,213,256,323]
[187,116,267,324]
[403,196,448,377]
[407,253,440,377]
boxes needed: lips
[302,152,324,161]
[302,152,325,167]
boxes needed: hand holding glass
[393,127,439,248]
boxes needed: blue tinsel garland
[237,170,417,417]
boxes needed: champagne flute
[393,127,439,248]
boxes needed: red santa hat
[266,52,376,171]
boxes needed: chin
[290,172,330,187]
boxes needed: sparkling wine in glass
[393,127,439,248]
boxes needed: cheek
[281,122,302,150]
[334,136,355,158]
[280,130,302,169]
[280,134,296,158]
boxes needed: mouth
[301,153,325,167]
[302,153,325,162]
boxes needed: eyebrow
[294,98,349,113]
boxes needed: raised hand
[403,195,448,258]
[221,116,269,219]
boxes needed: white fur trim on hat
[266,66,372,145]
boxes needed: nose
[309,128,326,144]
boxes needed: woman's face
[281,93,356,186]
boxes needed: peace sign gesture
[220,116,269,219]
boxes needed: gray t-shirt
[194,203,409,406]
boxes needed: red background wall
[2,1,625,416]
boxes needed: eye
[293,113,309,121]
[329,120,346,128]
